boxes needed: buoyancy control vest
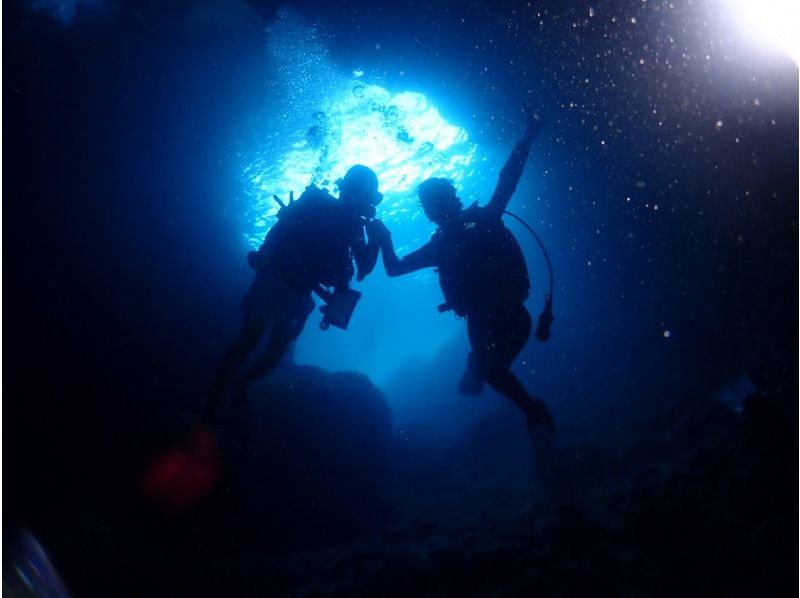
[256,185,357,292]
[434,203,530,317]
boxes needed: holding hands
[366,218,392,247]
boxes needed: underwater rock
[218,364,393,549]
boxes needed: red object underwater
[140,425,220,517]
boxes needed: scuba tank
[258,189,365,331]
[433,207,555,342]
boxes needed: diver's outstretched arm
[486,104,542,218]
[371,220,437,277]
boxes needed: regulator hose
[504,210,554,342]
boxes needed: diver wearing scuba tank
[206,165,383,422]
[371,102,555,435]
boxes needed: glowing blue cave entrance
[241,11,483,251]
[243,82,478,248]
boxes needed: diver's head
[417,177,462,226]
[338,165,383,217]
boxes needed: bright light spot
[663,330,671,338]
[727,0,800,65]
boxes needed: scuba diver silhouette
[206,165,384,421]
[370,104,555,436]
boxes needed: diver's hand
[523,101,543,140]
[366,219,392,246]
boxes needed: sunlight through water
[242,11,479,249]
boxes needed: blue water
[6,0,797,594]
[238,13,606,424]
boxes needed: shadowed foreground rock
[217,364,394,548]
[25,365,395,596]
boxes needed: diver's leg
[206,315,268,421]
[235,321,295,388]
[482,356,557,485]
[472,305,554,432]
[225,321,293,450]
[480,305,558,487]
[484,368,554,430]
[464,311,491,395]
[235,295,313,390]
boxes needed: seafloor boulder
[215,364,394,549]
